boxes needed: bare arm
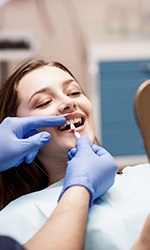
[25,186,90,250]
[131,214,150,250]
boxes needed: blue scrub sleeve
[0,236,25,250]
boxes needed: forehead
[18,66,74,90]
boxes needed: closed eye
[36,100,52,108]
[69,91,82,96]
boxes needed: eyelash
[68,91,82,96]
[36,100,51,109]
[35,92,82,108]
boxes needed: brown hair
[0,59,78,210]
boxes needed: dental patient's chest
[0,163,150,250]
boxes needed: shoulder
[0,195,35,244]
[0,182,63,245]
[122,163,150,177]
[0,192,46,245]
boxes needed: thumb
[23,132,51,163]
[68,148,77,160]
[29,131,51,147]
[25,150,38,163]
[23,131,51,153]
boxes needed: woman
[0,59,150,250]
[0,59,100,210]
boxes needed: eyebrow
[28,87,50,104]
[28,79,76,103]
[63,79,75,87]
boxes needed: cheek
[16,106,28,117]
[81,96,92,110]
[84,101,95,135]
[17,106,56,118]
[82,99,94,119]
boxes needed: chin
[62,138,77,151]
[67,140,77,150]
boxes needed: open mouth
[58,117,84,131]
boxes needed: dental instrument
[70,123,81,138]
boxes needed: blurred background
[1,0,150,167]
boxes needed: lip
[58,112,85,133]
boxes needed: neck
[38,156,67,185]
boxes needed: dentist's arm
[131,214,150,250]
[0,116,66,171]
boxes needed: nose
[58,98,77,114]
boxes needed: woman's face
[16,66,95,159]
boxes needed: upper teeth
[60,117,82,130]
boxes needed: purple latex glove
[0,116,66,171]
[59,136,118,207]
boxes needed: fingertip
[39,132,51,142]
[25,151,37,164]
[68,148,77,160]
[27,132,51,147]
[60,116,66,122]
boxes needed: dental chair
[134,80,150,162]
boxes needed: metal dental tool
[70,123,81,138]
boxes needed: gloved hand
[59,136,118,207]
[0,116,66,172]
